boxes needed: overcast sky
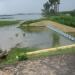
[0,0,75,15]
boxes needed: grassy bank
[0,46,75,65]
[20,18,46,26]
[28,47,75,59]
[20,16,75,28]
[48,16,75,28]
[0,20,19,27]
[0,47,37,65]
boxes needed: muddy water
[0,25,74,51]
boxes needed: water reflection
[52,32,60,47]
[21,26,45,33]
[15,33,19,37]
[23,33,25,37]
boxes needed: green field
[0,20,19,26]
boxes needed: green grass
[0,47,38,65]
[28,47,75,60]
[0,47,75,66]
[0,20,19,27]
[48,16,75,28]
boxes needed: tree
[49,0,60,13]
[42,1,50,16]
[42,0,60,16]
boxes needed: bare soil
[0,54,75,75]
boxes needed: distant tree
[49,0,60,14]
[42,0,60,16]
[42,1,50,16]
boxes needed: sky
[0,0,75,15]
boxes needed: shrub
[18,53,28,61]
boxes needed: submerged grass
[0,47,75,65]
[0,20,19,27]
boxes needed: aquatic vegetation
[52,33,60,46]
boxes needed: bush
[18,53,28,61]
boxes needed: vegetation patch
[0,20,19,27]
[48,16,75,28]
[27,47,75,59]
[0,46,75,66]
[0,47,38,65]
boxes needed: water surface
[0,14,42,20]
[0,25,74,51]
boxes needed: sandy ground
[0,54,75,75]
[29,20,75,33]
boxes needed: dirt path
[0,54,75,75]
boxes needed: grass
[0,20,19,27]
[48,16,75,28]
[0,47,38,65]
[0,47,75,66]
[28,47,75,60]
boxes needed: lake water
[0,25,74,51]
[0,14,74,51]
[0,14,42,20]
